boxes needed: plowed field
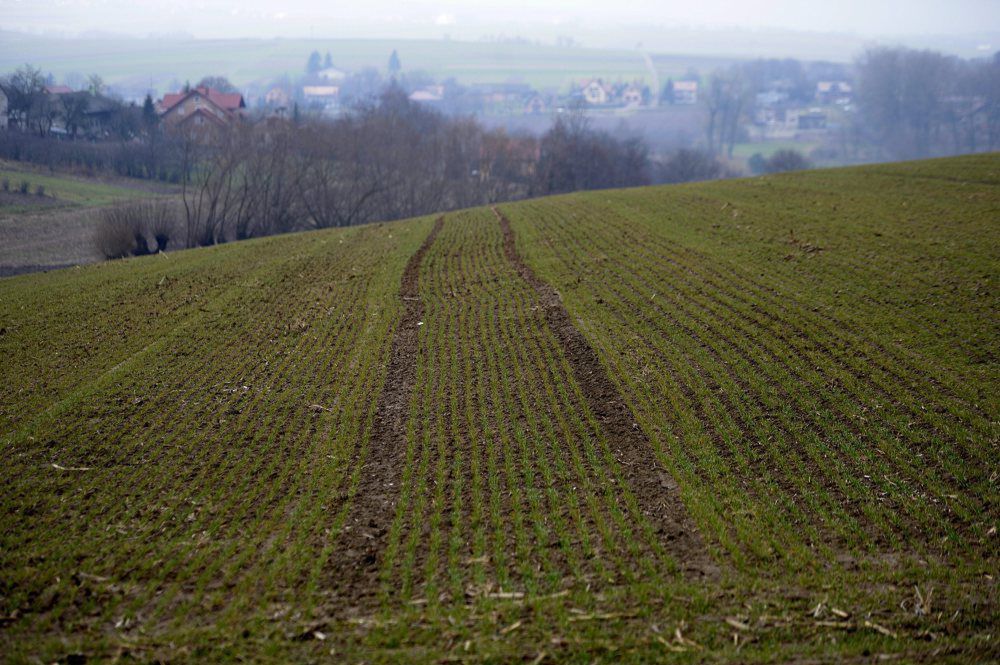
[2,155,997,662]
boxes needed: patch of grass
[0,167,155,209]
[731,140,819,160]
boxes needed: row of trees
[701,48,1000,160]
[0,65,141,139]
[129,87,651,251]
[857,48,1000,158]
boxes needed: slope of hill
[1,155,997,662]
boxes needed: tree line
[95,86,653,257]
[701,47,1000,160]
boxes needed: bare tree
[857,47,957,158]
[704,66,750,157]
[0,65,46,132]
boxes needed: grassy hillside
[0,165,158,211]
[0,155,997,662]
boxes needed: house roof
[45,85,74,95]
[582,79,611,92]
[62,91,118,114]
[318,67,346,81]
[817,81,852,93]
[160,86,245,114]
[409,89,443,102]
[176,107,229,128]
[673,81,698,92]
[302,86,339,97]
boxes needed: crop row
[372,209,692,614]
[0,219,432,651]
[501,194,994,570]
[0,234,304,434]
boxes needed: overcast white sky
[2,0,997,41]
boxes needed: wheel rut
[493,206,716,577]
[323,216,443,615]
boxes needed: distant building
[755,90,788,108]
[469,82,533,105]
[672,80,698,105]
[158,86,246,129]
[302,86,340,103]
[622,85,644,107]
[264,87,291,108]
[60,92,119,137]
[317,67,346,83]
[409,85,445,103]
[789,107,827,130]
[523,94,547,115]
[816,81,852,105]
[581,79,611,106]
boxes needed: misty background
[3,0,999,55]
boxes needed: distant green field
[0,167,154,209]
[1,155,997,662]
[0,32,664,93]
[731,140,821,160]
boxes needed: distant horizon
[2,0,998,37]
[1,24,997,64]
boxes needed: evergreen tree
[388,49,401,77]
[306,51,322,74]
[661,79,675,104]
[142,93,157,128]
[323,52,333,69]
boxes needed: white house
[581,80,610,106]
[409,85,445,103]
[303,86,339,101]
[317,67,346,83]
[622,85,644,107]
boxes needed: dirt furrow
[321,216,444,615]
[493,207,715,577]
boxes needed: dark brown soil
[493,207,717,578]
[321,216,444,616]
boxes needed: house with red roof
[158,86,246,129]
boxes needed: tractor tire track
[494,207,716,577]
[323,216,443,615]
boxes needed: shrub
[147,200,178,252]
[1,178,8,192]
[657,149,724,184]
[94,212,138,259]
[656,149,743,184]
[94,199,179,259]
[748,153,768,175]
[35,184,45,197]
[764,149,811,174]
[19,180,29,194]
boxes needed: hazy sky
[2,0,998,41]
